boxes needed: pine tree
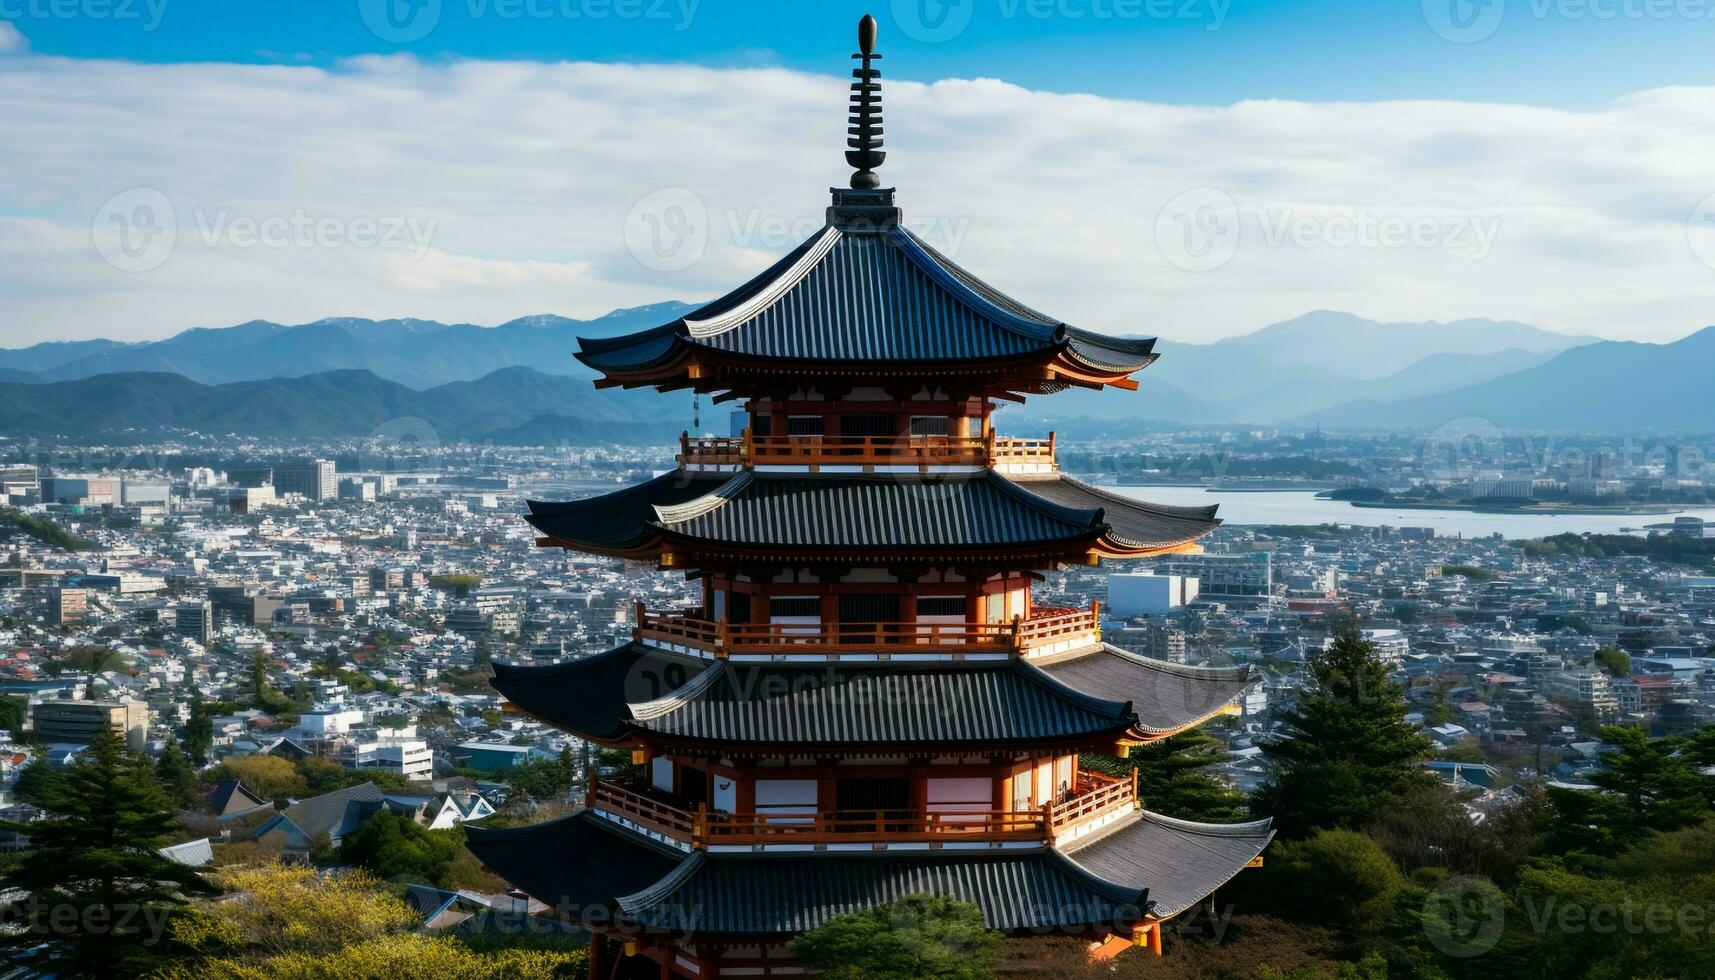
[1253,630,1435,837]
[155,735,200,810]
[0,726,217,977]
[1084,728,1246,822]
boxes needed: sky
[3,1,1715,347]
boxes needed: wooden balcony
[677,430,1056,473]
[633,602,1101,660]
[588,770,1138,851]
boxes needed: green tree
[1594,646,1631,678]
[338,808,465,887]
[1545,725,1708,851]
[792,896,1002,980]
[183,707,215,765]
[1083,729,1245,822]
[1259,829,1403,935]
[0,727,216,977]
[12,759,65,805]
[155,735,200,810]
[0,694,28,735]
[1253,631,1436,836]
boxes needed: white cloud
[2,51,1714,347]
[0,22,27,54]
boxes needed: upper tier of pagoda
[580,224,1157,397]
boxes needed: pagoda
[467,15,1271,978]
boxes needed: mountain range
[0,306,1706,436]
[0,367,681,444]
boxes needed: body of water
[1106,485,1715,539]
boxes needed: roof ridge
[652,471,753,525]
[616,850,706,915]
[1010,656,1131,721]
[626,661,729,722]
[986,471,1105,530]
[682,226,843,338]
[1097,643,1258,683]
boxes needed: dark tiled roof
[274,782,386,840]
[205,778,270,816]
[464,811,686,916]
[575,225,1156,374]
[1011,476,1221,550]
[525,472,1218,557]
[523,472,725,551]
[1063,811,1274,917]
[494,645,1132,748]
[490,645,711,742]
[628,659,1131,747]
[1036,645,1259,735]
[659,472,1102,551]
[619,849,1149,935]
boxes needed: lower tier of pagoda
[465,805,1273,976]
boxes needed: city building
[1108,573,1199,617]
[31,699,148,751]
[274,459,337,501]
[467,22,1270,974]
[1152,552,1273,599]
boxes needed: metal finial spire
[845,14,885,190]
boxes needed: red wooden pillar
[588,933,607,980]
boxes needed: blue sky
[8,0,1715,106]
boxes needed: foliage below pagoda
[793,896,1002,980]
[1253,630,1437,837]
[158,864,585,979]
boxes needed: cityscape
[5,3,1715,979]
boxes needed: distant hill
[0,302,699,389]
[1008,313,1591,426]
[8,305,1661,433]
[0,367,684,443]
[1292,327,1715,431]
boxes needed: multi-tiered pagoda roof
[467,16,1269,976]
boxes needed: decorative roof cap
[830,14,900,229]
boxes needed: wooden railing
[701,808,1047,845]
[634,602,1100,658]
[1048,771,1137,834]
[677,430,1056,470]
[589,772,1137,849]
[587,778,697,839]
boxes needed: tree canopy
[793,895,1002,980]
